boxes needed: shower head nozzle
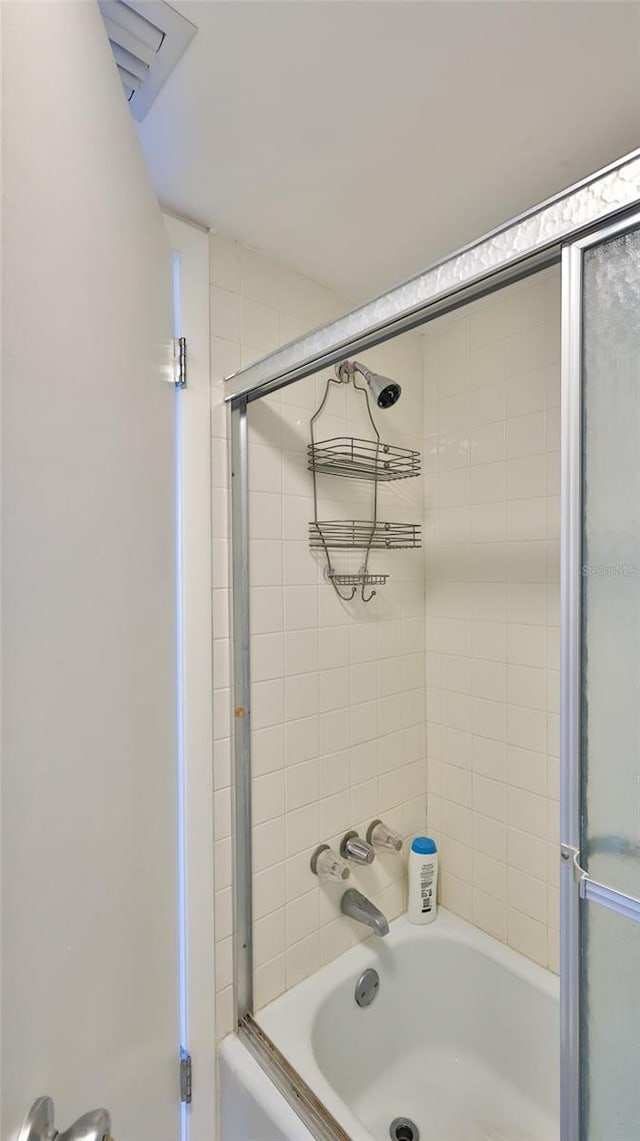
[353,362,401,409]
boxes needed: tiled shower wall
[247,339,425,1012]
[210,234,426,1036]
[422,267,561,971]
[210,237,562,1040]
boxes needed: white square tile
[506,454,546,500]
[253,818,286,873]
[471,659,506,703]
[439,392,469,434]
[286,933,321,989]
[472,889,507,941]
[507,785,547,837]
[211,335,240,390]
[319,749,350,797]
[470,734,504,780]
[474,851,507,901]
[250,539,282,586]
[471,502,506,543]
[350,701,378,744]
[438,834,472,881]
[472,774,507,822]
[214,787,231,841]
[253,770,285,825]
[254,863,286,920]
[508,744,547,796]
[508,908,546,966]
[470,461,506,504]
[506,369,544,418]
[252,632,285,682]
[439,468,471,507]
[507,825,548,879]
[319,626,349,669]
[469,381,505,427]
[439,872,472,920]
[441,762,472,808]
[319,708,351,754]
[350,778,378,824]
[320,667,350,712]
[210,285,240,341]
[210,234,240,292]
[507,623,547,667]
[506,497,546,542]
[286,759,319,812]
[214,837,232,891]
[240,247,279,305]
[439,725,472,770]
[252,678,284,729]
[505,328,544,379]
[473,812,507,862]
[254,954,286,1010]
[507,704,547,753]
[253,725,285,777]
[506,412,545,460]
[472,621,506,662]
[284,586,318,631]
[472,696,507,741]
[507,664,547,711]
[440,798,473,845]
[285,673,318,721]
[470,421,505,467]
[214,887,232,942]
[284,714,319,766]
[508,868,547,924]
[286,803,320,857]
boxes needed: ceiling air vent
[98,0,196,121]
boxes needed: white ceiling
[138,1,640,301]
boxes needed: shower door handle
[18,1096,114,1141]
[561,843,640,921]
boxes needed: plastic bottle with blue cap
[408,835,438,924]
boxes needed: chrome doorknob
[19,1097,113,1141]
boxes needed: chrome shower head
[353,362,401,409]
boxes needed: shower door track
[238,1014,351,1141]
[227,149,640,1141]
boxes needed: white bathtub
[220,908,559,1141]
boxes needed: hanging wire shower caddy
[308,362,422,602]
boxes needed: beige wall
[422,267,561,971]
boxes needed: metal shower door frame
[560,207,640,1141]
[227,150,640,1141]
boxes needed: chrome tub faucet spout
[340,888,389,937]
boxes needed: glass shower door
[562,214,640,1141]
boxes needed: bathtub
[220,908,559,1141]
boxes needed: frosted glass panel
[581,227,640,898]
[580,899,640,1140]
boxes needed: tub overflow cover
[355,967,380,1007]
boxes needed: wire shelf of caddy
[308,360,422,603]
[309,520,422,550]
[307,436,421,482]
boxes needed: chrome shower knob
[340,830,375,865]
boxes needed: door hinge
[180,1052,192,1104]
[174,337,187,389]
